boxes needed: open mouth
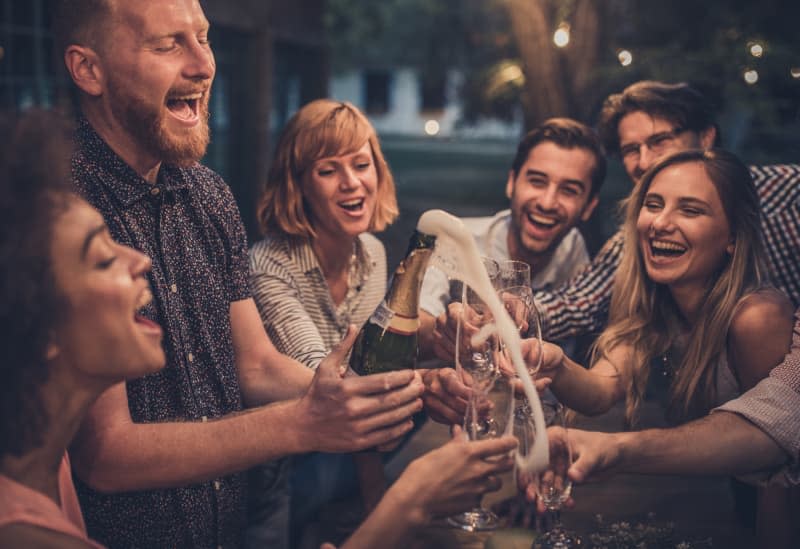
[339,197,365,212]
[134,287,162,333]
[166,93,202,122]
[526,211,558,230]
[650,239,687,258]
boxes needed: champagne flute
[530,402,580,549]
[498,259,531,290]
[448,288,511,532]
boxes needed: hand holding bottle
[296,326,425,453]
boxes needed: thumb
[317,325,358,378]
[320,543,337,549]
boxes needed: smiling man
[418,118,604,365]
[53,1,424,548]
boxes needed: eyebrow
[81,223,107,260]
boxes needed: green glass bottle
[348,230,437,375]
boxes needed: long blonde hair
[257,99,398,238]
[593,149,766,426]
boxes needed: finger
[359,417,416,449]
[535,378,552,393]
[317,325,358,379]
[359,398,424,433]
[422,394,464,425]
[345,368,418,395]
[347,379,425,418]
[438,368,472,400]
[471,435,518,459]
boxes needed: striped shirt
[537,164,800,340]
[249,233,387,369]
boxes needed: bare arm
[539,340,628,416]
[231,298,314,405]
[70,329,424,493]
[569,411,788,483]
[334,428,517,549]
[0,524,98,549]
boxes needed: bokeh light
[743,69,759,84]
[553,23,570,48]
[749,43,764,58]
[790,67,800,79]
[618,49,633,67]
[424,120,440,136]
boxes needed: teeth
[340,199,363,207]
[169,93,202,102]
[651,240,687,252]
[527,212,557,227]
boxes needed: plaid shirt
[538,164,800,340]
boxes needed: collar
[75,117,194,207]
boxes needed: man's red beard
[108,79,211,167]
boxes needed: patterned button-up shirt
[537,164,800,340]
[71,118,250,548]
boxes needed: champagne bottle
[348,230,437,375]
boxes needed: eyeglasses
[619,128,686,161]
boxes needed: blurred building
[0,0,328,237]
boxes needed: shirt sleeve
[419,266,451,317]
[713,310,800,467]
[249,248,329,369]
[535,230,624,340]
[210,173,251,302]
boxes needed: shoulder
[729,289,795,342]
[249,235,295,274]
[358,232,386,257]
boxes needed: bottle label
[370,302,419,335]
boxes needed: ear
[64,45,105,97]
[505,170,515,200]
[580,194,600,223]
[699,125,717,150]
[45,341,61,361]
[726,239,735,255]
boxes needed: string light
[790,67,800,79]
[743,69,759,84]
[553,23,570,48]
[424,120,440,136]
[749,43,764,58]
[617,49,633,67]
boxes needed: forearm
[238,352,313,405]
[549,357,620,416]
[339,479,424,549]
[615,412,787,476]
[71,399,309,492]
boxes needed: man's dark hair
[598,80,721,155]
[511,117,607,197]
[0,110,73,457]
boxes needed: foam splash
[418,209,549,472]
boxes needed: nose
[126,245,152,278]
[650,209,674,233]
[185,39,216,81]
[536,185,559,211]
[339,166,360,191]
[638,146,658,174]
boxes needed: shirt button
[150,187,160,196]
[170,283,178,293]
[188,352,194,362]
[214,480,221,491]
[201,415,208,422]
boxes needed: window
[364,70,391,115]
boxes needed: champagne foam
[417,209,549,472]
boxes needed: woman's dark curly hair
[0,110,73,457]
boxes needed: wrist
[384,474,429,528]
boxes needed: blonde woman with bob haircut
[534,148,795,546]
[249,99,401,543]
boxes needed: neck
[670,283,705,325]
[82,102,162,184]
[0,364,107,504]
[312,231,358,279]
[506,230,552,277]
